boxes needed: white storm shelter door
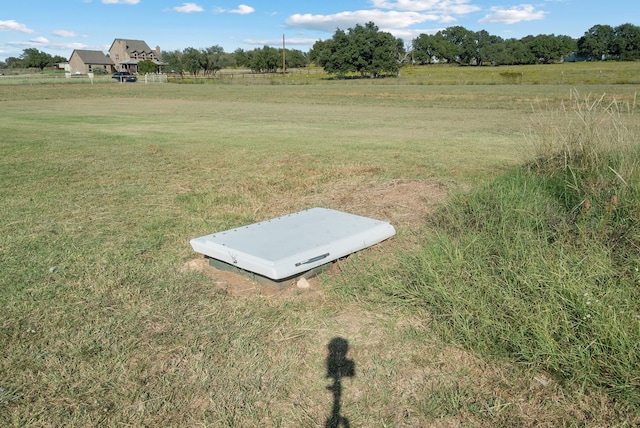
[190,207,396,281]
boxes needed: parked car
[112,71,137,82]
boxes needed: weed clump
[389,90,640,412]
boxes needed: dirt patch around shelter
[182,179,448,297]
[180,257,330,298]
[302,178,449,227]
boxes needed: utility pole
[282,34,286,76]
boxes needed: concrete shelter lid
[190,207,396,280]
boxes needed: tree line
[155,45,308,76]
[1,48,67,70]
[163,21,640,77]
[2,22,638,75]
[410,23,640,66]
[0,44,309,75]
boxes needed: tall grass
[385,90,640,410]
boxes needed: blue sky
[1,0,637,61]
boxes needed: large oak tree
[311,22,405,77]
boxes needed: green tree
[137,59,158,74]
[611,23,640,61]
[578,24,614,60]
[522,34,575,64]
[233,48,249,68]
[479,36,523,65]
[223,52,237,69]
[314,30,353,76]
[437,26,469,64]
[248,46,280,73]
[51,55,67,64]
[4,56,23,68]
[308,39,332,66]
[430,28,462,63]
[412,33,441,64]
[161,50,184,75]
[359,22,404,75]
[414,27,529,65]
[503,38,535,64]
[20,48,52,70]
[283,49,308,69]
[313,22,404,77]
[182,47,205,75]
[473,30,504,66]
[203,45,232,76]
[557,35,578,61]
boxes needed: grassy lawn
[1,73,639,426]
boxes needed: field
[1,64,639,426]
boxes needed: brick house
[68,49,115,75]
[109,39,164,73]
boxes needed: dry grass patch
[303,178,448,227]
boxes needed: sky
[1,0,638,62]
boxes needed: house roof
[70,50,114,65]
[111,38,155,54]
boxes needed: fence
[0,72,169,86]
[168,68,327,81]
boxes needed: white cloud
[30,36,49,45]
[102,0,140,4]
[370,0,480,14]
[393,27,442,40]
[8,38,89,51]
[284,1,477,37]
[173,2,204,13]
[371,0,440,10]
[479,4,546,24]
[243,37,318,47]
[0,20,35,34]
[286,10,442,33]
[230,4,255,15]
[215,4,255,15]
[53,30,78,38]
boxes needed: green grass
[1,74,640,426]
[399,61,640,85]
[171,61,640,85]
[375,89,640,411]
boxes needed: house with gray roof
[109,39,164,73]
[68,49,115,75]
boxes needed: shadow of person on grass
[325,337,355,428]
